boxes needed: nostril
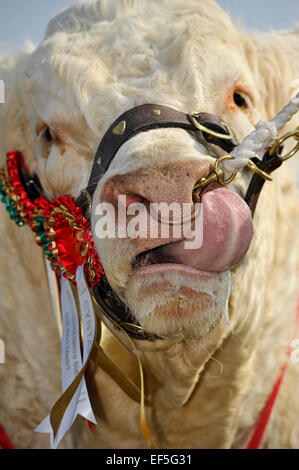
[101,177,152,213]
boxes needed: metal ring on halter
[193,155,237,195]
[189,111,235,141]
[148,156,237,226]
[140,157,238,228]
[214,155,237,184]
[269,127,299,161]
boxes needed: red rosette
[42,196,89,281]
[43,196,104,285]
[6,151,35,222]
[29,195,53,231]
[5,152,105,286]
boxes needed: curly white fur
[0,0,298,449]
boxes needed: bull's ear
[245,29,299,122]
[0,50,36,169]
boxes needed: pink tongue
[161,186,253,272]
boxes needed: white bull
[0,0,299,449]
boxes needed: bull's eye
[233,92,248,108]
[42,127,57,144]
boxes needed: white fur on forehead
[45,0,235,39]
[33,0,246,138]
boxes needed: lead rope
[222,92,299,174]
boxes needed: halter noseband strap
[75,104,237,210]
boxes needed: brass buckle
[189,111,234,141]
[269,127,299,161]
[193,155,237,195]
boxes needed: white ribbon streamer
[35,265,97,448]
[44,258,62,337]
[75,265,97,424]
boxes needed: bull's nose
[97,158,253,272]
[100,159,213,209]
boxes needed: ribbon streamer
[35,265,97,448]
[75,265,98,423]
[44,258,62,338]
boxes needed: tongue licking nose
[158,185,253,272]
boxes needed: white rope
[223,92,299,174]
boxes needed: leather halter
[75,104,238,209]
[73,104,282,341]
[21,104,284,341]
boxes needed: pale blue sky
[0,0,298,54]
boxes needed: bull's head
[1,0,298,347]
